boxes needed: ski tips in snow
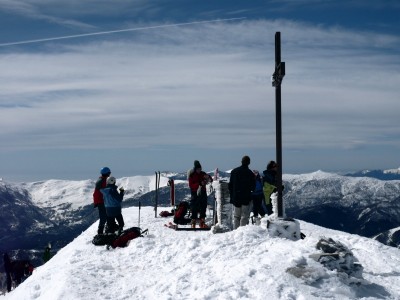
[164,222,211,231]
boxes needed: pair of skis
[164,222,211,231]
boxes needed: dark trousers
[6,271,11,292]
[190,190,207,220]
[262,200,273,216]
[106,214,125,233]
[252,194,265,217]
[97,203,107,234]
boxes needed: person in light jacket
[101,176,125,234]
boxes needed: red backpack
[110,227,147,249]
[173,201,191,225]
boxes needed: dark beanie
[241,155,250,166]
[194,160,202,169]
[267,160,277,170]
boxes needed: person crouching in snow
[188,160,213,228]
[101,176,125,234]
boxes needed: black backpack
[173,201,191,225]
[92,233,117,246]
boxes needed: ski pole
[138,201,141,228]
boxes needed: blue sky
[0,0,399,182]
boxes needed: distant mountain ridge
[345,167,400,180]
[284,171,400,242]
[1,169,399,268]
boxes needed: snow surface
[2,207,400,300]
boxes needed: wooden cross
[272,32,285,218]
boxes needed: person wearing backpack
[188,160,213,228]
[101,176,125,234]
[93,167,111,234]
[251,170,265,222]
[262,161,278,215]
[229,156,256,229]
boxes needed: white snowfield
[2,206,399,300]
[21,174,176,210]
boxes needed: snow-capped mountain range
[1,170,400,269]
[346,167,400,180]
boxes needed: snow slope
[2,207,399,300]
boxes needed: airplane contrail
[0,17,246,47]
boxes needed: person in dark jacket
[101,176,125,234]
[188,160,213,228]
[3,254,33,292]
[93,167,111,234]
[262,160,278,215]
[251,170,265,220]
[10,260,33,286]
[229,156,256,229]
[42,244,52,263]
[3,252,11,292]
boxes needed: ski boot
[199,218,208,229]
[191,219,196,228]
[97,226,104,235]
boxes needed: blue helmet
[100,167,111,175]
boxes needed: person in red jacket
[93,167,111,234]
[188,160,213,228]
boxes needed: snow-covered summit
[2,206,399,300]
[2,170,400,274]
[284,170,342,181]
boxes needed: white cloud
[0,19,399,158]
[0,0,97,30]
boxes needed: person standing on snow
[101,176,125,234]
[42,244,52,263]
[262,160,278,216]
[3,252,12,292]
[251,170,265,223]
[93,167,111,234]
[188,160,213,228]
[229,156,256,229]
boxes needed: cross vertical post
[272,32,285,218]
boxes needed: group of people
[93,156,278,232]
[228,156,278,229]
[2,253,34,293]
[93,167,125,235]
[2,243,53,293]
[187,156,278,230]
